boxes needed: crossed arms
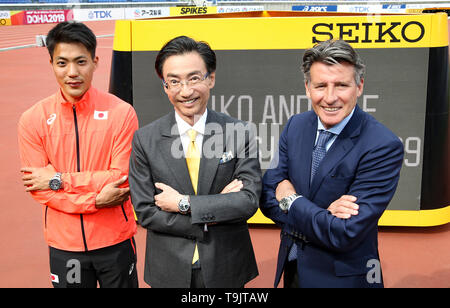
[128,127,261,240]
[20,164,130,210]
[17,107,138,213]
[261,120,404,252]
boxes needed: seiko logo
[312,21,425,44]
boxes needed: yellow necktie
[186,129,200,264]
[186,129,200,194]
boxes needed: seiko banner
[110,12,449,226]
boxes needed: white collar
[317,107,355,135]
[174,109,208,136]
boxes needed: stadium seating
[0,0,32,3]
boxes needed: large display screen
[110,12,449,226]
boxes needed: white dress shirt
[316,107,355,150]
[175,109,208,157]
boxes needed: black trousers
[190,268,206,288]
[283,260,299,288]
[49,238,138,288]
[190,267,245,288]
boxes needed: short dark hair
[46,21,97,60]
[155,36,216,79]
[302,39,365,86]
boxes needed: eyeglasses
[163,72,210,91]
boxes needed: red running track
[0,20,449,288]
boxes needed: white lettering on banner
[237,95,252,123]
[26,13,65,24]
[399,136,421,167]
[210,93,420,169]
[301,6,329,12]
[213,94,381,123]
[363,94,379,113]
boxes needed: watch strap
[49,172,62,191]
[282,193,301,212]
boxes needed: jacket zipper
[44,206,48,228]
[73,105,89,252]
[121,205,128,222]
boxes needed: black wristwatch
[178,195,191,214]
[49,172,62,191]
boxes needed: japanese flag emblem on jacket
[94,110,108,120]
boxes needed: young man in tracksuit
[17,21,139,288]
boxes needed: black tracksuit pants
[49,238,138,288]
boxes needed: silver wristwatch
[279,193,301,213]
[49,172,62,191]
[178,195,191,214]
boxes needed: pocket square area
[219,151,234,163]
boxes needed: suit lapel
[197,110,223,195]
[309,106,364,199]
[159,112,195,195]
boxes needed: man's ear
[162,79,170,95]
[304,81,311,98]
[208,72,216,89]
[357,78,364,97]
[93,56,99,70]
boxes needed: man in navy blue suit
[260,40,404,288]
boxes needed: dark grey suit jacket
[129,109,261,287]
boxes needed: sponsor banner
[170,6,217,17]
[73,8,125,22]
[337,3,450,14]
[292,5,338,12]
[0,11,11,26]
[129,14,448,51]
[336,4,415,14]
[124,7,170,20]
[337,5,383,14]
[217,6,264,14]
[406,3,450,13]
[382,4,407,13]
[11,10,72,25]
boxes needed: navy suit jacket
[260,105,404,288]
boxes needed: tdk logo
[88,10,112,19]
